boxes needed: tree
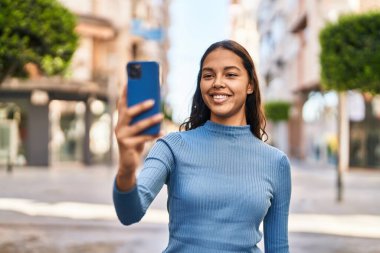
[264,100,291,152]
[264,101,291,123]
[0,0,78,84]
[320,11,380,93]
[319,11,380,201]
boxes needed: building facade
[0,0,170,167]
[257,0,380,168]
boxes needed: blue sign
[131,19,164,41]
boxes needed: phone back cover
[127,61,160,135]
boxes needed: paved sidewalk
[0,160,379,253]
[288,160,380,253]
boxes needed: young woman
[113,40,291,253]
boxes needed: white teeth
[212,94,229,103]
[213,95,228,99]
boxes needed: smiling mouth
[210,94,231,103]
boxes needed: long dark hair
[180,40,268,141]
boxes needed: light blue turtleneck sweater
[113,121,291,253]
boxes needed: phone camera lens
[128,63,142,79]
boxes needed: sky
[167,0,230,123]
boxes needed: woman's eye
[226,73,238,78]
[202,74,213,79]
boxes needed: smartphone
[126,61,161,135]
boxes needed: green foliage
[264,101,291,122]
[319,11,380,94]
[161,101,173,121]
[0,0,78,83]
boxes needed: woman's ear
[247,83,254,94]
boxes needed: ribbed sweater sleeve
[113,136,175,225]
[263,155,291,253]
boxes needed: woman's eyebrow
[202,66,241,72]
[202,67,214,72]
[224,66,241,71]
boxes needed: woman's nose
[212,76,225,88]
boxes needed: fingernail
[146,99,155,106]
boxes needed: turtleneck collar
[203,120,252,137]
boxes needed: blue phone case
[126,61,161,135]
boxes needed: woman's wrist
[116,170,136,192]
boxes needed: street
[0,161,379,253]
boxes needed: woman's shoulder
[253,142,291,181]
[157,131,181,146]
[256,140,289,163]
[156,128,205,153]
[161,127,200,141]
[158,130,190,146]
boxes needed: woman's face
[200,48,253,126]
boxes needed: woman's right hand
[114,85,163,192]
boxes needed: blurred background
[0,0,380,252]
